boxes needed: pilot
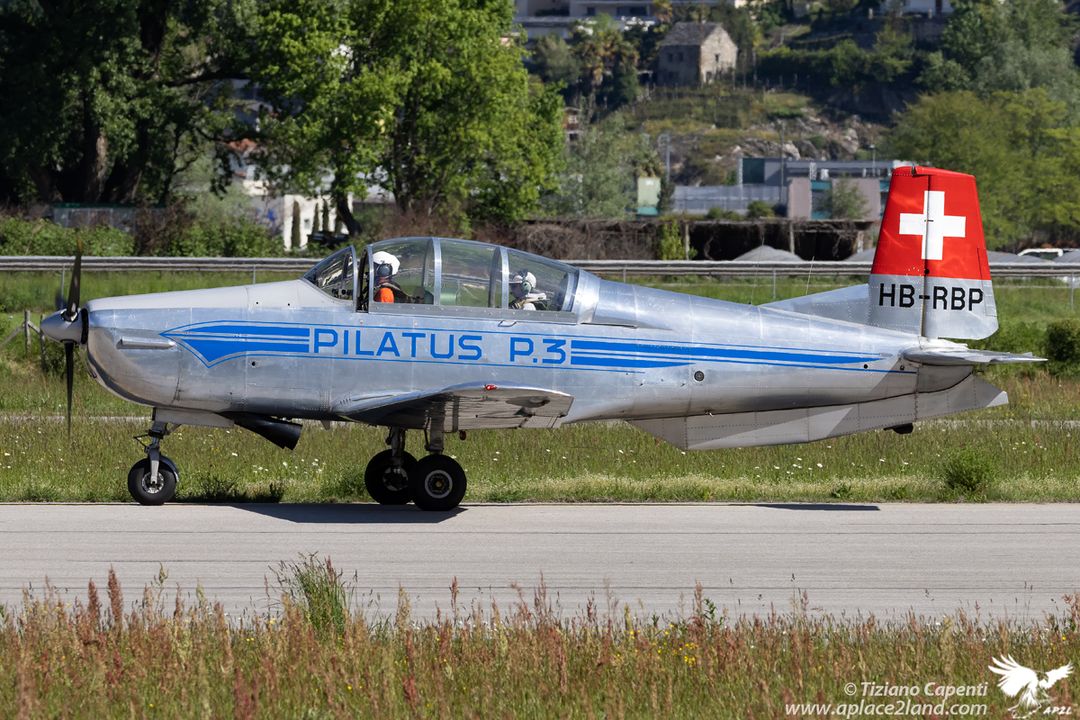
[372,251,404,303]
[509,270,547,311]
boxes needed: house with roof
[656,22,737,86]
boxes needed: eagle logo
[988,655,1073,718]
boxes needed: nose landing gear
[129,421,179,505]
[365,427,467,511]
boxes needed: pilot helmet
[510,270,536,295]
[371,250,400,280]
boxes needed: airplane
[41,166,1038,510]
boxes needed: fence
[3,256,1080,279]
[0,311,50,371]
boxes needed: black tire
[364,450,417,505]
[410,455,467,511]
[127,457,178,505]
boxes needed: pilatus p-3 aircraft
[42,166,1038,510]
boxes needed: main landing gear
[128,421,179,505]
[364,427,467,511]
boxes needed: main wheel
[364,450,417,505]
[127,457,178,505]
[410,455,467,511]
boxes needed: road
[0,503,1076,622]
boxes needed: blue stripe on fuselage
[570,339,879,365]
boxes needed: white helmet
[510,270,537,293]
[371,250,400,277]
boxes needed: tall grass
[1,565,1077,718]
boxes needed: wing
[334,383,573,431]
[988,655,1039,698]
[1044,663,1073,688]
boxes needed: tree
[561,16,640,115]
[321,201,330,235]
[246,0,563,230]
[822,179,868,220]
[532,35,581,93]
[290,200,302,249]
[887,89,1080,246]
[543,125,658,219]
[0,0,241,206]
[919,0,1080,109]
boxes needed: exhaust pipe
[227,414,302,450]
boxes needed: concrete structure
[786,176,882,222]
[656,22,737,86]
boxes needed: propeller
[62,241,82,437]
[40,241,84,437]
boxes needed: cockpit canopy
[304,237,580,315]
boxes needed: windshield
[362,237,581,314]
[303,246,356,301]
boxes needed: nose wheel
[127,456,178,505]
[129,419,179,505]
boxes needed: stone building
[656,22,737,86]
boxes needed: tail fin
[869,166,997,339]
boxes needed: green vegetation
[244,0,564,230]
[3,566,1079,717]
[0,0,562,232]
[940,447,996,499]
[821,178,869,220]
[887,89,1080,248]
[542,123,657,219]
[1046,320,1080,377]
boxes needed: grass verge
[0,401,1078,503]
[3,564,1078,718]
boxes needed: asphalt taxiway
[0,503,1076,621]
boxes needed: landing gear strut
[129,421,179,505]
[364,428,417,505]
[364,427,468,511]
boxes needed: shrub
[746,200,776,219]
[656,220,684,260]
[0,217,134,256]
[169,218,281,258]
[705,207,741,220]
[1045,320,1080,376]
[940,448,995,498]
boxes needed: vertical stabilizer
[869,166,997,339]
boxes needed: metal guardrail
[1,256,1080,278]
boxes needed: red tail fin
[869,166,997,339]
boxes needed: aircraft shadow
[224,503,465,524]
[745,503,880,512]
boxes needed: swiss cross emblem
[898,190,966,261]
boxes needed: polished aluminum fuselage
[83,270,954,429]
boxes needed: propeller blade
[64,341,74,439]
[64,239,82,322]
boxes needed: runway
[0,502,1077,622]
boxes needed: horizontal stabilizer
[901,348,1044,366]
[334,383,573,431]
